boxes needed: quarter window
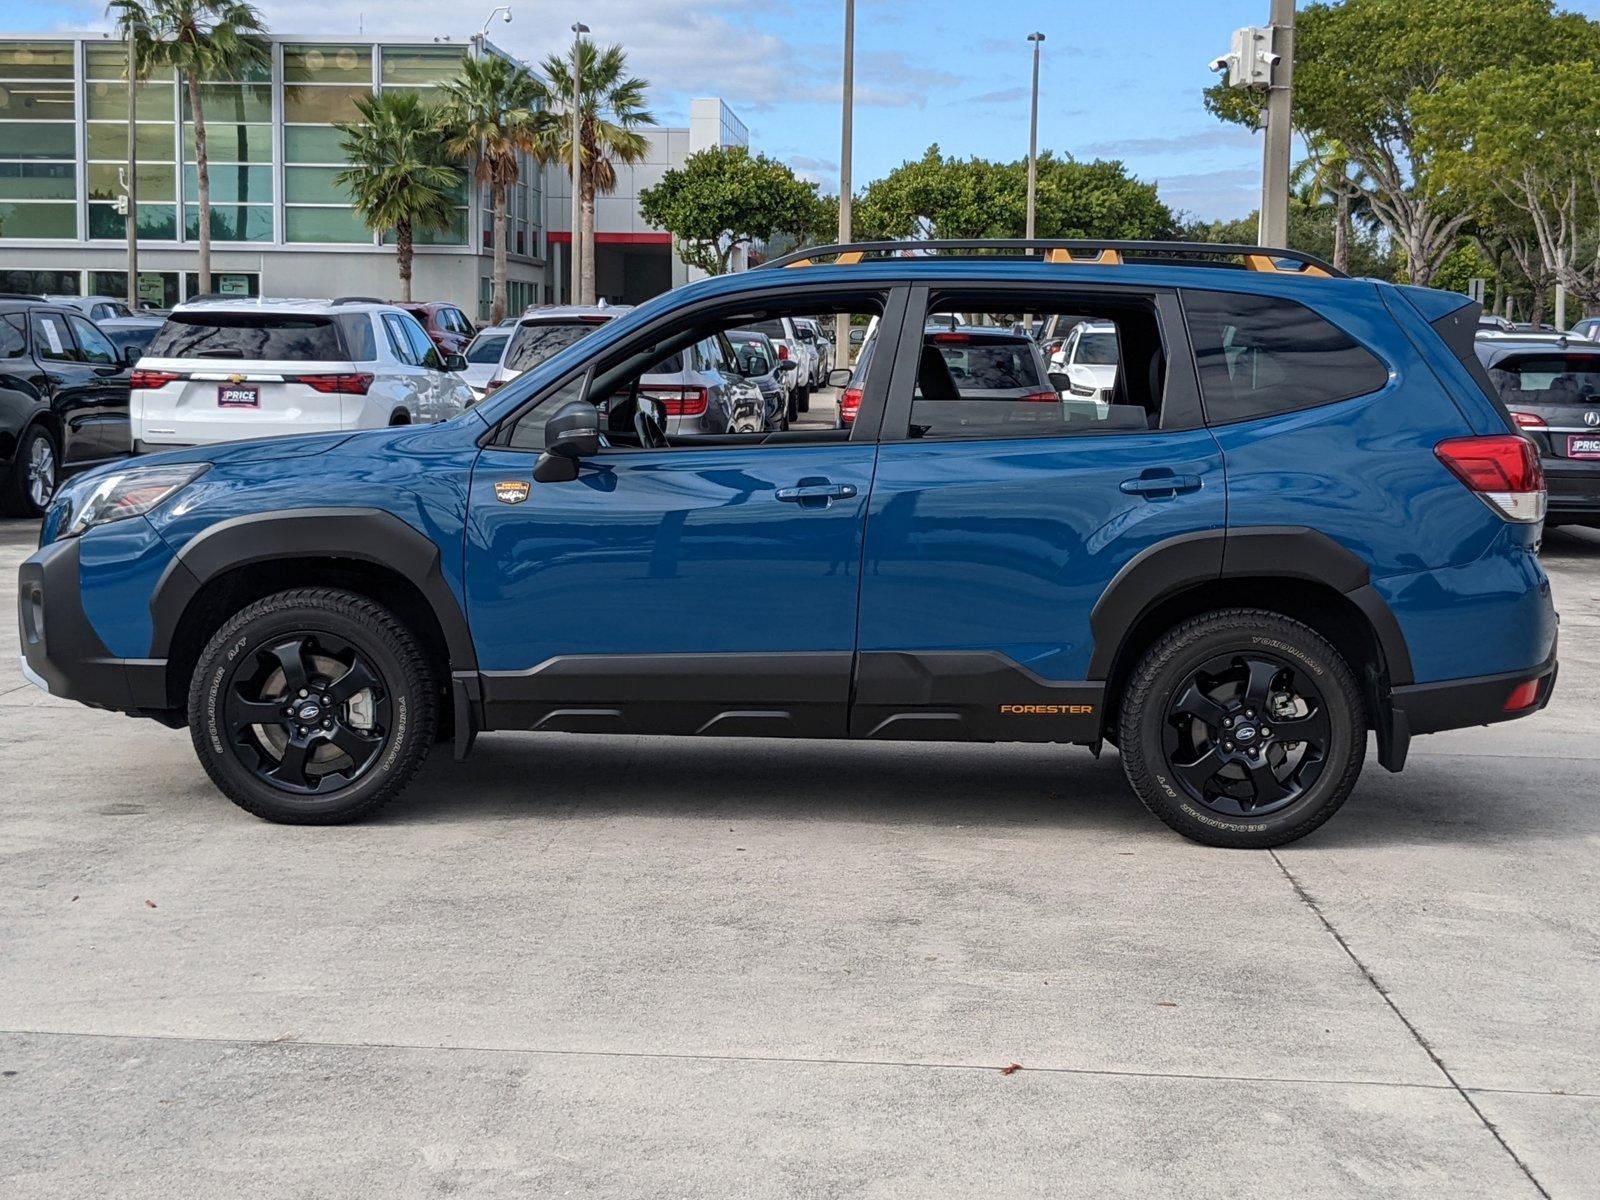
[1183,290,1389,423]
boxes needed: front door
[851,287,1227,742]
[467,429,877,738]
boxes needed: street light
[570,22,588,305]
[1025,32,1044,247]
[835,0,855,362]
[124,20,148,309]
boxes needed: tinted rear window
[147,313,346,361]
[466,333,507,364]
[1184,290,1389,423]
[747,319,787,339]
[1487,355,1600,405]
[105,325,157,354]
[932,336,1043,390]
[504,320,603,373]
[1077,331,1119,365]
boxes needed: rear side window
[1183,290,1388,423]
[504,320,603,374]
[67,315,117,365]
[337,314,377,362]
[31,312,76,362]
[747,319,788,340]
[147,313,346,361]
[0,313,26,358]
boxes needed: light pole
[1025,33,1044,248]
[834,0,855,363]
[1259,0,1295,249]
[124,20,147,309]
[570,22,588,305]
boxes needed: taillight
[1019,390,1059,403]
[1435,434,1546,523]
[641,385,708,417]
[840,386,862,424]
[484,378,504,392]
[776,344,789,360]
[130,369,179,389]
[933,332,972,344]
[292,373,374,395]
[1509,410,1546,429]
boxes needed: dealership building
[0,33,748,316]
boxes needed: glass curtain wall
[182,58,274,242]
[0,41,78,240]
[377,45,467,246]
[283,43,373,243]
[85,42,178,242]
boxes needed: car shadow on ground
[370,731,1571,850]
[1542,525,1600,559]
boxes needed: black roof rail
[332,295,389,305]
[755,239,1345,278]
[0,291,47,301]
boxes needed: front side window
[67,314,117,365]
[1184,290,1389,424]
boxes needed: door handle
[1120,473,1202,496]
[775,481,857,504]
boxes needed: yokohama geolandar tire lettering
[187,588,437,824]
[1118,608,1366,849]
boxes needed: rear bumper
[17,537,170,716]
[1542,460,1600,518]
[1385,648,1558,763]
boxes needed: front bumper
[17,537,170,715]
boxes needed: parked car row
[1,292,484,517]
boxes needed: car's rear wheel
[188,588,436,824]
[1118,609,1365,848]
[2,424,59,518]
[796,383,811,413]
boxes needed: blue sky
[20,0,1600,220]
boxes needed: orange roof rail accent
[835,250,864,265]
[1245,254,1330,277]
[783,258,813,269]
[1047,248,1122,265]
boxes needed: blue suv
[17,241,1558,848]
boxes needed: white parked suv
[743,316,819,415]
[1047,319,1121,405]
[131,298,473,450]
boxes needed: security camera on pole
[1209,1,1295,250]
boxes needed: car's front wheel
[2,424,59,518]
[188,588,437,823]
[1118,609,1365,848]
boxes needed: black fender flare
[1086,526,1414,686]
[148,507,477,670]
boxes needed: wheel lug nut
[299,689,308,697]
[1224,717,1234,727]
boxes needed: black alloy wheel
[224,632,390,794]
[1161,652,1331,816]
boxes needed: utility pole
[1025,33,1044,246]
[834,0,855,366]
[570,23,587,305]
[1258,0,1295,249]
[124,22,144,309]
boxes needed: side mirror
[1048,371,1074,394]
[122,344,143,367]
[746,351,772,377]
[827,367,852,389]
[849,328,865,344]
[534,400,599,484]
[444,352,468,373]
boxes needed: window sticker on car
[40,319,65,355]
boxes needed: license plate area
[1566,434,1600,459]
[218,384,260,408]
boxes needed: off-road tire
[1118,608,1365,849]
[188,588,436,824]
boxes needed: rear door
[852,284,1226,742]
[381,312,430,419]
[29,310,104,466]
[63,314,130,462]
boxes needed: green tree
[531,41,655,305]
[854,145,1173,242]
[437,55,542,323]
[109,0,269,294]
[1291,136,1370,276]
[1417,60,1600,308]
[1182,199,1397,280]
[638,146,828,275]
[334,92,463,302]
[1204,0,1596,287]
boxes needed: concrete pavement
[2,517,1597,1197]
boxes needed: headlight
[65,464,210,537]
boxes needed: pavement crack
[1270,849,1552,1200]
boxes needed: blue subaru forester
[17,241,1558,847]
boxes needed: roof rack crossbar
[757,239,1344,278]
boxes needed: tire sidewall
[1124,615,1364,846]
[7,425,57,518]
[191,600,425,822]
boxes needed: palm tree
[436,56,541,324]
[1291,136,1369,276]
[531,41,655,305]
[335,93,462,302]
[109,0,268,294]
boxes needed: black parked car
[0,296,136,517]
[1476,333,1600,526]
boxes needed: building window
[179,62,274,244]
[90,269,181,308]
[283,44,373,245]
[376,44,468,245]
[0,41,78,240]
[0,268,79,294]
[83,42,179,244]
[183,271,259,298]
